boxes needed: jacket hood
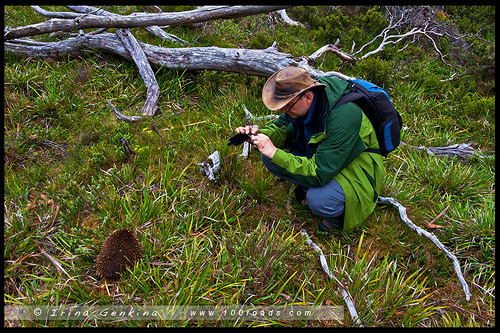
[317,76,350,110]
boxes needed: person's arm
[272,105,366,187]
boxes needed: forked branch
[378,196,472,301]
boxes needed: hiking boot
[294,186,308,205]
[318,214,344,232]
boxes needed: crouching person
[236,66,384,232]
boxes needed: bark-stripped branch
[301,229,364,327]
[378,196,472,301]
[5,32,353,80]
[353,6,471,69]
[306,40,358,63]
[275,9,305,27]
[4,6,290,40]
[115,28,159,116]
[31,5,83,19]
[284,187,363,326]
[401,142,494,161]
[106,99,143,122]
[65,5,188,45]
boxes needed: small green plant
[237,161,276,204]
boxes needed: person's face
[281,91,314,118]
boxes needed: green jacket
[260,76,385,232]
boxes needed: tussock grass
[4,6,495,327]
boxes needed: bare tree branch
[275,9,305,27]
[301,228,364,326]
[66,5,188,45]
[4,6,290,40]
[353,6,473,70]
[306,41,358,63]
[378,196,472,301]
[115,28,159,116]
[106,99,143,122]
[284,186,363,326]
[31,5,82,19]
[401,142,494,161]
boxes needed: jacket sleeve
[259,114,288,148]
[271,105,365,187]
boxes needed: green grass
[4,6,495,327]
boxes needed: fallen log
[5,32,353,80]
[5,32,290,76]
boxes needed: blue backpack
[332,79,403,157]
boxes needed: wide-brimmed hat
[262,66,326,111]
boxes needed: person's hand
[235,126,259,136]
[251,133,277,159]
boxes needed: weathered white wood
[284,186,363,326]
[275,9,304,27]
[305,42,358,63]
[106,99,143,122]
[5,32,354,80]
[115,28,159,116]
[5,32,295,76]
[4,6,290,40]
[66,5,188,45]
[401,142,493,161]
[301,229,364,327]
[378,196,472,301]
[199,151,220,181]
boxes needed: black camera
[227,133,252,146]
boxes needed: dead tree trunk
[4,5,355,118]
[5,32,290,76]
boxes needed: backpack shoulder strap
[332,81,364,110]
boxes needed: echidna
[95,228,142,280]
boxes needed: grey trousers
[261,154,345,222]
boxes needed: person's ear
[304,91,314,105]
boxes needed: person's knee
[306,186,345,217]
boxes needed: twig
[300,228,364,326]
[121,137,137,158]
[149,124,168,148]
[377,196,472,301]
[39,248,70,277]
[241,106,269,159]
[106,99,143,122]
[428,205,449,227]
[285,187,363,326]
[50,204,60,229]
